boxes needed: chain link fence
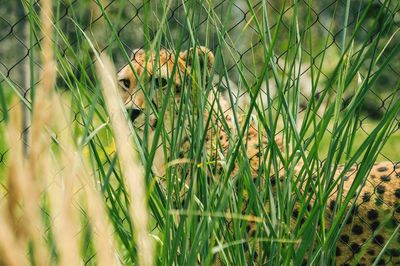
[0,0,399,264]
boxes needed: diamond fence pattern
[0,0,399,264]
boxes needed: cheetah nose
[127,108,142,122]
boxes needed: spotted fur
[117,47,400,265]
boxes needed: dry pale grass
[1,95,121,265]
[3,0,58,263]
[0,0,120,264]
[0,99,29,266]
[1,96,49,265]
[96,54,154,266]
[47,95,119,266]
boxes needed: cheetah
[117,46,400,265]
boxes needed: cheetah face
[117,47,214,132]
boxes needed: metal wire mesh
[0,0,399,264]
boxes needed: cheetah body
[117,47,400,265]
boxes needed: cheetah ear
[179,46,215,73]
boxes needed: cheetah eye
[119,79,130,90]
[152,77,168,88]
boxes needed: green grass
[1,0,400,265]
